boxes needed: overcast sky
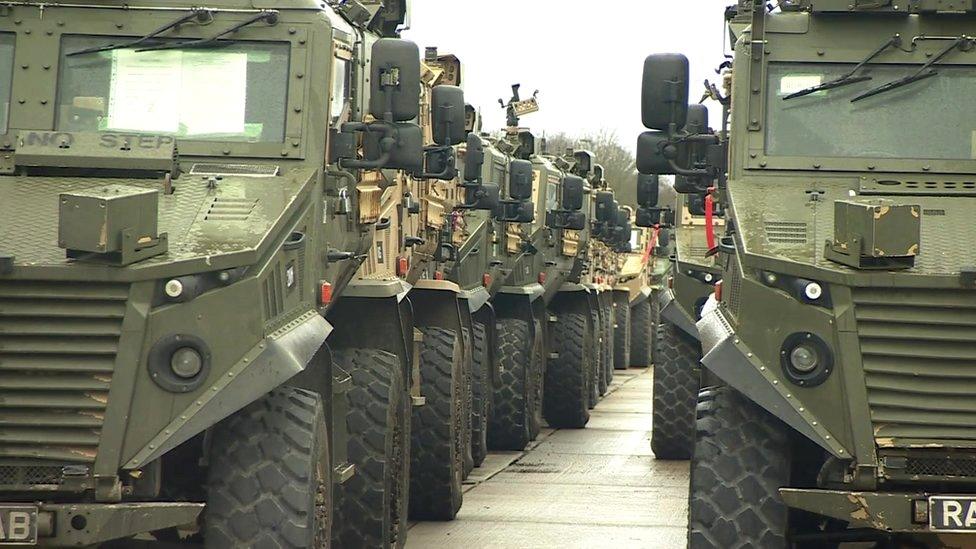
[403,1,732,152]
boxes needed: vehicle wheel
[613,300,631,370]
[332,348,409,548]
[487,318,538,451]
[205,387,332,549]
[543,312,591,428]
[649,292,661,364]
[630,299,654,368]
[460,327,475,479]
[601,300,615,385]
[651,321,701,459]
[470,321,493,467]
[688,386,790,548]
[589,308,603,404]
[409,327,464,521]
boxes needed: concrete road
[406,368,690,549]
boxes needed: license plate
[930,496,976,531]
[0,506,37,545]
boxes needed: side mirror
[364,123,423,172]
[565,211,586,230]
[509,159,534,200]
[464,182,500,211]
[561,175,585,211]
[636,207,658,228]
[573,150,594,177]
[462,133,485,182]
[675,174,708,194]
[685,104,709,135]
[431,85,465,146]
[637,173,660,208]
[642,53,690,131]
[497,200,535,223]
[369,39,421,122]
[637,131,682,175]
[592,163,605,183]
[517,131,535,160]
[687,194,723,216]
[595,191,615,223]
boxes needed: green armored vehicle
[0,1,468,546]
[641,0,976,545]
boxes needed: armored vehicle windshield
[767,62,976,161]
[56,36,290,143]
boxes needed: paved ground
[406,368,690,549]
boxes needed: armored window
[56,36,291,143]
[0,33,14,132]
[330,56,352,123]
[766,62,976,161]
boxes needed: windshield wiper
[67,9,214,56]
[783,35,902,100]
[852,36,973,102]
[136,11,279,53]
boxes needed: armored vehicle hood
[0,166,317,281]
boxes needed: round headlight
[789,344,819,373]
[780,332,833,387]
[170,347,203,379]
[803,282,823,301]
[704,273,714,283]
[164,279,184,299]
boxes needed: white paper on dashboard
[178,52,248,136]
[106,50,182,133]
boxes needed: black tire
[332,348,409,549]
[409,327,464,521]
[613,299,631,370]
[528,318,545,440]
[649,292,661,364]
[688,386,790,548]
[205,387,331,549]
[588,308,603,405]
[470,321,493,467]
[601,300,615,385]
[651,321,701,460]
[543,312,592,428]
[460,327,475,479]
[630,299,654,368]
[487,318,540,451]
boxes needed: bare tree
[541,129,639,207]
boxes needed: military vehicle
[466,86,609,448]
[641,0,976,545]
[0,1,468,546]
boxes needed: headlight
[148,335,212,393]
[780,332,833,387]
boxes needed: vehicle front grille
[0,465,64,487]
[907,454,976,478]
[853,287,976,444]
[0,280,128,464]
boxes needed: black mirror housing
[565,211,586,231]
[561,175,585,211]
[431,85,465,146]
[595,191,615,223]
[637,131,680,175]
[642,53,690,131]
[370,39,421,122]
[462,133,485,182]
[685,103,709,135]
[637,173,660,208]
[509,159,534,200]
[364,123,423,172]
[573,150,595,177]
[465,182,500,211]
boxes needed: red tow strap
[642,225,660,265]
[704,187,716,251]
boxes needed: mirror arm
[667,158,712,178]
[339,122,396,169]
[415,146,458,180]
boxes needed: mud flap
[658,288,699,341]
